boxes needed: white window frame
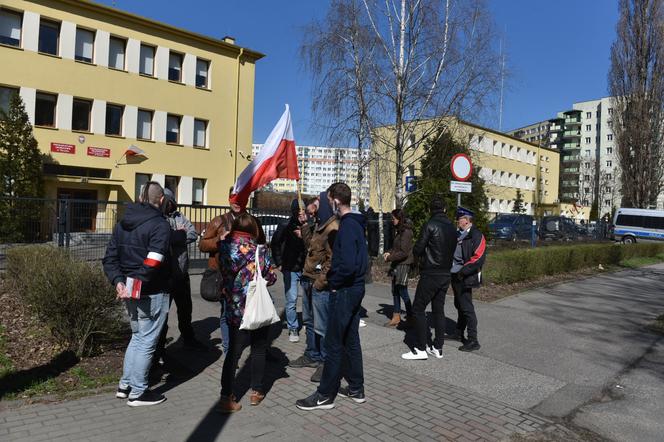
[137,109,153,140]
[139,44,155,76]
[108,36,126,70]
[75,27,94,63]
[0,8,22,47]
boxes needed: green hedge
[484,242,664,285]
[5,245,124,357]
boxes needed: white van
[612,208,664,243]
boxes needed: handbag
[200,267,222,302]
[240,246,281,330]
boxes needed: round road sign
[451,153,473,181]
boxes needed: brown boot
[217,394,242,413]
[385,313,401,327]
[250,390,265,406]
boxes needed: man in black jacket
[271,199,307,342]
[103,181,171,407]
[451,207,486,352]
[402,196,457,360]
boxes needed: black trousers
[220,325,270,395]
[155,274,194,362]
[412,273,450,351]
[452,278,478,340]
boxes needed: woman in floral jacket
[217,213,277,413]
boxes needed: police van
[612,208,664,243]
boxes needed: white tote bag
[240,245,281,330]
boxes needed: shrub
[483,242,664,285]
[6,245,124,357]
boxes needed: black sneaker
[127,390,166,407]
[337,386,366,404]
[289,354,320,368]
[295,391,335,410]
[310,364,324,383]
[459,340,481,352]
[116,386,130,399]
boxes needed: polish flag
[230,105,299,208]
[125,145,146,157]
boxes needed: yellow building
[0,0,262,206]
[369,118,560,216]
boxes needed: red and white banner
[87,146,111,158]
[230,105,299,208]
[51,142,75,154]
[125,145,146,157]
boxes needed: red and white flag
[230,105,299,208]
[125,145,146,157]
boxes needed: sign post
[450,153,473,207]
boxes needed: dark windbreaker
[327,212,368,290]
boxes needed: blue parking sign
[406,176,416,193]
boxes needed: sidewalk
[2,264,663,441]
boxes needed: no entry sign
[450,153,472,181]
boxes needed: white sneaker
[401,348,428,360]
[288,330,300,342]
[359,319,367,328]
[426,346,444,359]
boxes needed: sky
[99,0,620,145]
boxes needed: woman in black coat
[383,209,414,326]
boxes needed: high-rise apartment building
[251,144,370,206]
[509,97,622,215]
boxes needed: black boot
[459,339,481,352]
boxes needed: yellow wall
[369,118,560,215]
[0,0,262,205]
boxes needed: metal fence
[0,196,291,269]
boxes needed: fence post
[57,199,66,247]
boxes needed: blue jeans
[318,286,365,397]
[283,271,301,331]
[301,277,329,362]
[392,282,412,315]
[219,300,230,354]
[120,293,170,398]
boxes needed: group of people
[102,181,368,411]
[102,179,485,411]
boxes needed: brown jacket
[199,212,265,269]
[302,216,339,290]
[386,224,414,267]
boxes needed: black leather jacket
[413,211,457,275]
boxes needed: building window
[196,58,209,88]
[165,175,179,199]
[168,51,183,82]
[166,114,181,143]
[584,175,590,181]
[75,28,94,63]
[586,112,592,119]
[0,9,22,47]
[0,85,19,114]
[607,133,613,141]
[606,160,612,167]
[137,109,153,140]
[194,119,207,147]
[608,108,613,115]
[135,173,151,201]
[607,173,612,180]
[105,104,124,136]
[139,44,154,76]
[72,98,92,132]
[585,124,591,131]
[35,92,57,127]
[585,137,591,144]
[38,19,59,55]
[108,36,126,70]
[607,147,613,154]
[605,199,611,206]
[192,178,205,205]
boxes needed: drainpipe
[233,48,244,179]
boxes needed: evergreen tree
[404,130,489,237]
[0,93,44,242]
[512,189,525,214]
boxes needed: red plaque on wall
[87,146,111,157]
[50,143,76,154]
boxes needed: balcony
[563,131,581,137]
[562,155,580,162]
[563,143,580,149]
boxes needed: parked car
[539,216,579,241]
[489,213,534,241]
[612,207,664,243]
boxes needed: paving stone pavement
[0,272,577,442]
